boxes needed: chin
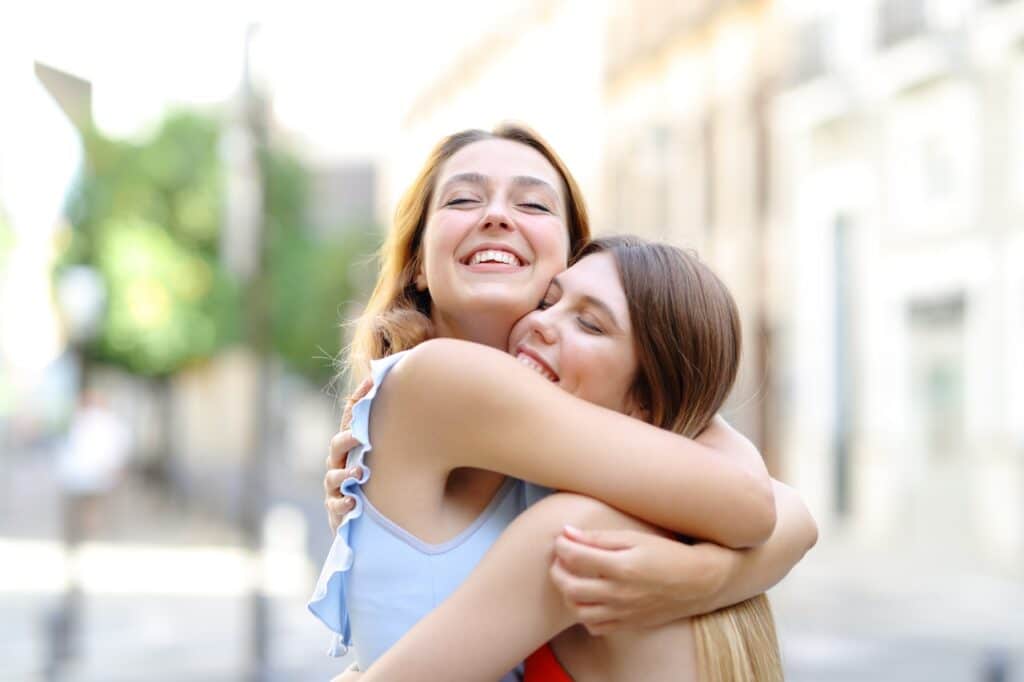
[463,286,538,315]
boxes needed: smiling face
[417,138,572,347]
[507,252,642,416]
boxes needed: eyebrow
[550,277,624,331]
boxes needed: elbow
[806,517,820,554]
[801,502,820,556]
[727,470,777,549]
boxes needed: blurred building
[599,0,776,466]
[772,0,1024,565]
[393,0,610,222]
[308,162,377,237]
[394,0,1024,569]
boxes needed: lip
[515,344,560,382]
[459,242,530,267]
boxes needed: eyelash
[520,202,551,213]
[444,198,550,213]
[536,300,604,334]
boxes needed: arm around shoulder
[383,339,776,547]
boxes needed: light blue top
[307,350,552,674]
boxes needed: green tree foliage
[262,148,379,381]
[61,110,378,382]
[63,112,241,376]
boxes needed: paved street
[2,450,1022,681]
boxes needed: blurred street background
[2,1,1023,680]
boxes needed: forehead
[561,253,630,318]
[438,139,564,193]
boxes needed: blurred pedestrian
[57,389,131,546]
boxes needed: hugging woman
[311,125,817,680]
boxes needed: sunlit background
[2,1,1023,680]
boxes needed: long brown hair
[347,124,590,378]
[578,236,782,682]
[574,236,741,439]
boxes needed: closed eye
[520,202,551,213]
[577,317,603,334]
[445,197,478,207]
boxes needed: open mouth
[460,246,527,269]
[516,347,559,383]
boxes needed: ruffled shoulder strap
[307,349,411,655]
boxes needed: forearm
[694,479,817,613]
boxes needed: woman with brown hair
[311,124,815,678]
[331,237,788,681]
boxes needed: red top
[523,643,573,682]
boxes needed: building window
[877,0,928,48]
[787,20,828,85]
[887,83,978,230]
[908,294,966,460]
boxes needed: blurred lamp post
[223,24,273,682]
[48,265,106,678]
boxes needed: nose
[480,196,513,231]
[528,309,558,346]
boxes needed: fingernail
[344,498,354,507]
[563,524,581,536]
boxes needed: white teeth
[517,353,558,382]
[469,249,522,267]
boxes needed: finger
[327,496,355,517]
[573,603,617,627]
[353,377,373,400]
[340,399,355,432]
[550,559,613,605]
[563,525,637,551]
[328,431,360,466]
[340,379,374,430]
[554,534,631,580]
[583,619,622,637]
[324,469,348,494]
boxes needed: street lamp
[47,264,106,680]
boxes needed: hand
[549,526,732,635]
[324,379,373,533]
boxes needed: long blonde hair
[581,237,782,682]
[347,124,590,378]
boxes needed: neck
[431,310,511,351]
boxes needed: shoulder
[390,339,514,391]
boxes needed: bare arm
[358,493,655,682]
[376,339,775,547]
[550,479,817,631]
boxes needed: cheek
[524,220,570,267]
[577,346,636,412]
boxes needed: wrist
[688,542,738,613]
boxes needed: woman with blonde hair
[330,236,786,681]
[312,124,815,679]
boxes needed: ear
[627,405,651,423]
[414,266,428,292]
[625,394,651,423]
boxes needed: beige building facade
[392,0,1024,567]
[772,0,1024,563]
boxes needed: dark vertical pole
[753,77,774,472]
[833,215,852,517]
[239,23,271,682]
